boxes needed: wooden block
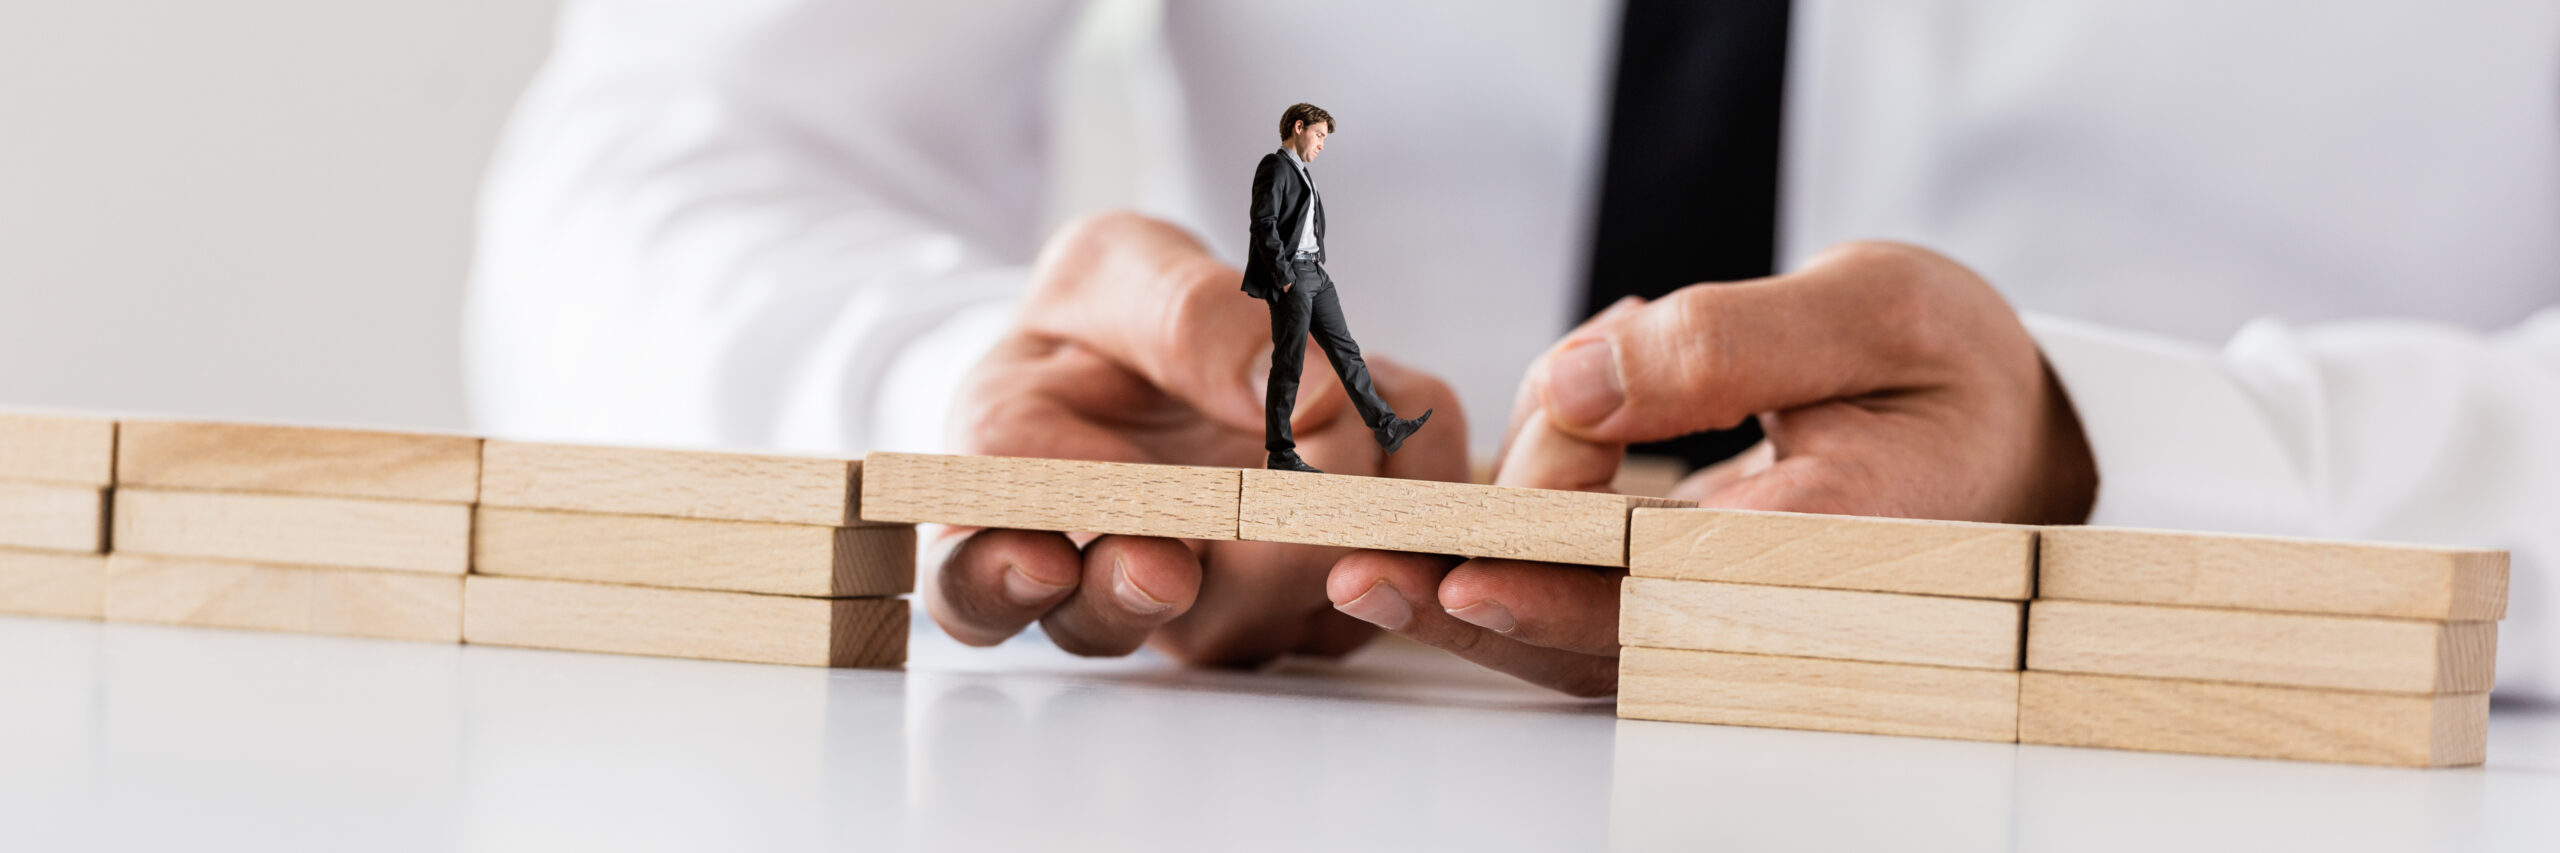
[1621,577,2023,669]
[860,452,1239,540]
[111,488,470,575]
[480,440,862,525]
[103,554,462,642]
[1611,454,1691,499]
[2026,600,2495,694]
[0,549,105,619]
[472,508,914,597]
[0,482,105,553]
[0,412,115,485]
[2019,671,2487,767]
[1629,507,2035,600]
[2038,526,2507,620]
[1619,646,2020,742]
[115,420,480,502]
[462,576,907,668]
[1238,469,1692,567]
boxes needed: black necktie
[1583,0,1790,470]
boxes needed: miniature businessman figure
[1243,103,1432,473]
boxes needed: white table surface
[3,610,2554,852]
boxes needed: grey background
[0,0,559,429]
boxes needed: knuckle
[1047,209,1151,253]
[1410,370,1462,411]
[1371,357,1461,414]
[1029,210,1179,296]
[1027,215,1113,290]
[1878,293,1951,365]
[1659,284,1728,355]
[1436,619,1494,656]
[1649,286,1739,420]
[1828,239,1929,274]
[1823,241,1975,363]
[1750,454,1879,516]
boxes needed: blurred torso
[1100,1,2560,450]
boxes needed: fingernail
[1546,339,1624,427]
[1335,580,1414,631]
[1001,564,1071,606]
[1110,555,1174,615]
[1447,601,1517,634]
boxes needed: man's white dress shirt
[1280,144,1319,257]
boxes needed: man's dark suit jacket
[1241,149,1324,301]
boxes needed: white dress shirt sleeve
[464,0,1078,454]
[2028,309,2560,701]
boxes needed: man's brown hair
[1278,103,1334,141]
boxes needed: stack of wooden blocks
[466,441,911,668]
[1615,508,2507,767]
[106,421,477,642]
[0,419,2519,767]
[0,413,912,669]
[0,413,116,620]
[2022,527,2504,766]
[1617,508,2038,744]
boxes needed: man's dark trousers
[1265,257,1394,454]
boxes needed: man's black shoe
[1375,408,1434,455]
[1267,452,1323,474]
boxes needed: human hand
[1326,241,2098,695]
[931,212,1469,665]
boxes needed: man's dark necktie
[1583,0,1790,470]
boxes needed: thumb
[1018,213,1344,432]
[1538,243,1940,444]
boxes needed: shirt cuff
[2024,313,2316,535]
[872,287,1024,454]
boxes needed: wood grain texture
[2019,671,2488,767]
[0,482,106,553]
[481,440,862,525]
[463,576,907,668]
[1629,508,2035,600]
[472,508,915,597]
[1619,646,2020,742]
[2039,526,2508,620]
[103,554,462,642]
[1238,470,1692,567]
[0,412,115,485]
[1620,577,2024,670]
[116,420,479,502]
[2025,600,2496,694]
[0,549,105,619]
[860,452,1240,540]
[111,488,470,575]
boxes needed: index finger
[1015,213,1345,434]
